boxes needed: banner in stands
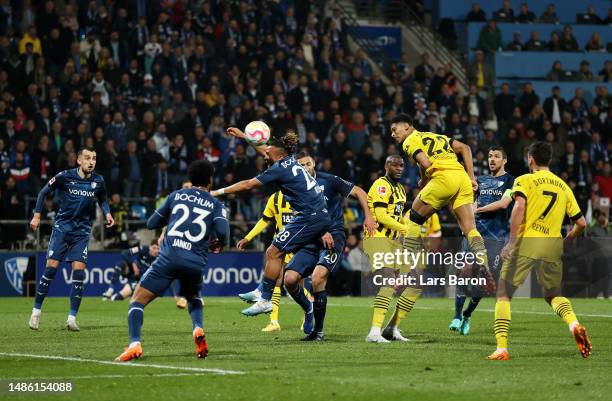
[349,26,402,61]
[0,251,264,297]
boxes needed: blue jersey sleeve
[34,172,66,213]
[97,178,110,216]
[147,195,172,229]
[255,163,282,186]
[212,202,230,247]
[330,174,354,198]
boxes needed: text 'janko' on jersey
[147,188,229,271]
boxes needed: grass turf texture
[0,297,610,401]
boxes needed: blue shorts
[47,229,89,263]
[286,231,346,278]
[272,211,331,254]
[139,259,202,298]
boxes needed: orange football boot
[114,342,143,362]
[486,350,510,360]
[193,327,208,359]
[572,324,592,358]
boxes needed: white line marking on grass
[0,353,243,375]
[3,373,209,380]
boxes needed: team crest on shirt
[497,181,504,187]
[91,182,97,189]
[377,186,387,195]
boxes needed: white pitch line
[2,373,209,380]
[0,353,243,375]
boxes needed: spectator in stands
[585,32,605,52]
[524,31,546,51]
[606,8,612,25]
[467,50,493,92]
[578,60,596,82]
[548,31,562,51]
[465,84,486,121]
[494,83,515,126]
[493,0,514,22]
[466,3,486,22]
[594,86,611,109]
[476,20,502,54]
[577,6,603,25]
[546,61,565,81]
[600,61,612,82]
[518,82,540,115]
[414,52,434,88]
[516,3,536,23]
[543,86,567,127]
[539,3,560,24]
[560,25,579,52]
[504,32,523,51]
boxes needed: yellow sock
[372,287,394,329]
[270,286,281,323]
[494,300,511,349]
[303,287,312,300]
[550,296,578,327]
[467,228,489,268]
[390,287,421,327]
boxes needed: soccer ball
[244,121,271,146]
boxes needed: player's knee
[46,260,59,268]
[283,271,301,289]
[409,209,427,225]
[312,267,328,289]
[265,245,283,260]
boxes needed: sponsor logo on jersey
[69,188,95,197]
[4,257,29,295]
[480,189,504,196]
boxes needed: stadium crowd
[0,0,610,263]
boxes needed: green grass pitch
[1,297,610,401]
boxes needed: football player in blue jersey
[293,151,376,341]
[212,129,332,318]
[450,146,514,335]
[115,160,229,361]
[102,240,160,301]
[29,147,114,331]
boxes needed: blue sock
[260,277,277,301]
[463,297,482,318]
[303,276,313,293]
[256,280,264,293]
[454,294,466,320]
[288,286,313,314]
[313,290,327,333]
[34,266,58,309]
[69,270,85,317]
[128,302,145,343]
[187,298,203,330]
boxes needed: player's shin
[494,300,511,350]
[550,296,578,330]
[389,287,421,328]
[270,286,282,323]
[34,266,58,310]
[287,285,313,314]
[128,302,145,344]
[313,290,327,333]
[467,229,489,269]
[187,297,204,330]
[370,286,394,335]
[68,269,85,318]
[454,292,467,320]
[463,296,482,318]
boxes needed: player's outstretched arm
[565,216,587,242]
[238,217,272,250]
[226,127,267,158]
[476,194,512,214]
[31,182,55,231]
[501,195,525,260]
[349,185,376,236]
[97,180,114,227]
[451,139,477,190]
[211,178,262,197]
[210,207,230,253]
[147,198,170,230]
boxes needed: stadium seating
[434,0,610,23]
[495,52,611,79]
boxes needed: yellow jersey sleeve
[512,174,530,200]
[565,186,582,220]
[402,133,423,161]
[368,179,392,208]
[262,194,276,221]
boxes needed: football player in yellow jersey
[488,142,591,361]
[389,114,494,292]
[235,191,311,332]
[365,155,417,343]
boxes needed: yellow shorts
[500,254,563,290]
[364,236,403,272]
[419,170,473,210]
